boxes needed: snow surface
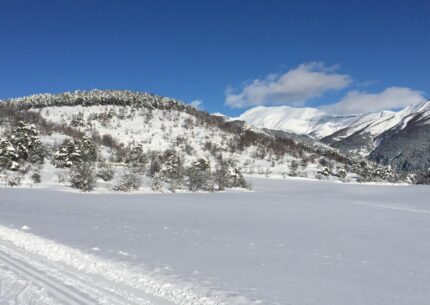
[1,178,430,304]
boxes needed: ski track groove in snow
[0,242,152,305]
[0,248,96,305]
[0,225,239,305]
[347,201,430,214]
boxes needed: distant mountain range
[236,101,430,173]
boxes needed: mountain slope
[369,101,430,172]
[238,105,359,138]
[322,101,430,155]
[238,101,430,174]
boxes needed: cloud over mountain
[225,62,351,108]
[322,87,425,114]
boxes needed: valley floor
[0,178,430,305]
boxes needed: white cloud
[322,87,425,114]
[225,62,351,108]
[190,99,203,109]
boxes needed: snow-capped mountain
[237,100,430,173]
[320,100,430,160]
[368,100,430,172]
[323,101,428,140]
[238,105,359,138]
[0,90,402,192]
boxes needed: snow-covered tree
[186,158,214,191]
[70,162,96,191]
[70,112,85,127]
[113,167,142,192]
[54,136,97,168]
[161,152,184,189]
[124,143,146,164]
[289,160,299,176]
[0,122,44,171]
[0,139,18,170]
[215,162,248,190]
[96,162,114,181]
[149,157,161,177]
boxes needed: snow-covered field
[1,178,430,305]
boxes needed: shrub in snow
[289,160,299,176]
[113,167,141,192]
[70,162,96,191]
[56,169,69,184]
[96,162,114,181]
[1,171,22,187]
[228,168,248,189]
[124,143,147,165]
[0,140,16,169]
[186,158,214,192]
[184,143,194,155]
[414,168,430,184]
[300,158,309,169]
[161,152,184,188]
[214,162,249,190]
[318,158,329,167]
[317,167,330,177]
[31,170,41,184]
[149,157,161,177]
[54,136,97,168]
[332,167,347,179]
[151,174,163,192]
[101,134,118,149]
[7,175,21,187]
[17,163,33,176]
[315,173,323,180]
[70,112,85,127]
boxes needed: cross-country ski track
[0,225,228,305]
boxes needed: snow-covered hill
[0,90,403,192]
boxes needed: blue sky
[0,0,429,115]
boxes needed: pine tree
[70,162,96,191]
[0,122,44,171]
[54,136,97,168]
[186,158,214,191]
[215,161,248,190]
[161,153,184,189]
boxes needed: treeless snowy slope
[1,179,430,305]
[237,105,360,138]
[237,101,430,141]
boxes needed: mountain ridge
[237,105,360,138]
[236,100,430,174]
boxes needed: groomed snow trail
[0,225,235,305]
[0,262,62,305]
[0,246,97,305]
